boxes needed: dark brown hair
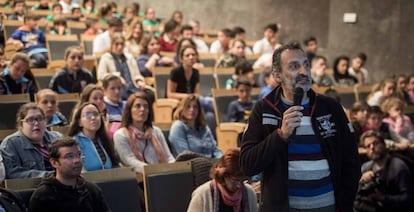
[173,95,206,128]
[120,92,153,129]
[49,137,80,159]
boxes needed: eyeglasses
[81,111,100,120]
[22,115,45,125]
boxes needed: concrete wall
[100,0,414,82]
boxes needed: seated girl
[0,53,39,100]
[169,95,222,158]
[68,102,120,171]
[113,93,175,173]
[36,89,68,129]
[367,78,396,107]
[49,46,95,94]
[227,79,255,123]
[50,16,70,36]
[381,97,414,142]
[332,56,357,86]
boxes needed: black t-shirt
[49,68,95,94]
[169,66,199,93]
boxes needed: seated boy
[227,78,256,123]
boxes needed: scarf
[127,126,167,163]
[211,179,249,212]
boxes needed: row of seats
[4,161,214,212]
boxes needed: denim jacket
[0,130,62,179]
[169,120,222,158]
[72,132,112,171]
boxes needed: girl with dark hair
[187,148,257,212]
[68,102,120,171]
[332,55,357,86]
[113,93,174,173]
[0,53,39,100]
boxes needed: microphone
[292,87,304,135]
[293,87,304,106]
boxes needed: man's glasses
[82,111,100,120]
[22,115,45,125]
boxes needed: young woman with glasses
[0,103,62,179]
[68,102,120,171]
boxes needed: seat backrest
[330,86,357,109]
[68,21,86,39]
[212,89,238,124]
[46,35,79,61]
[0,129,16,143]
[153,67,171,99]
[355,85,373,102]
[199,67,215,96]
[57,93,80,121]
[199,53,218,67]
[143,162,193,212]
[0,94,31,130]
[32,68,55,89]
[81,35,96,56]
[215,67,234,89]
[3,20,22,40]
[216,122,246,153]
[152,99,179,124]
[4,177,42,190]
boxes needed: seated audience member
[311,55,336,87]
[395,75,412,105]
[93,17,123,55]
[332,56,357,86]
[363,106,410,150]
[102,74,125,137]
[227,79,255,123]
[97,33,153,101]
[49,46,94,94]
[216,39,248,68]
[68,7,85,22]
[355,131,413,212]
[36,89,68,129]
[7,13,49,68]
[142,7,161,37]
[29,137,111,212]
[123,5,137,21]
[232,26,253,55]
[348,52,370,85]
[0,47,8,70]
[68,102,119,171]
[7,0,25,21]
[46,3,64,22]
[253,23,280,55]
[0,53,39,99]
[59,0,79,14]
[108,1,121,19]
[187,148,257,212]
[81,0,98,15]
[113,93,175,173]
[209,28,233,54]
[83,18,102,36]
[259,67,278,99]
[367,78,396,107]
[225,61,256,90]
[169,95,222,158]
[407,74,414,104]
[50,16,70,36]
[0,167,26,211]
[136,35,176,77]
[350,101,370,141]
[31,0,50,10]
[381,97,414,142]
[189,19,202,38]
[174,38,204,69]
[170,10,184,26]
[124,19,144,57]
[180,24,209,54]
[96,3,113,24]
[252,43,279,69]
[0,103,61,179]
[304,36,318,63]
[158,19,180,52]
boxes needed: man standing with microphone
[240,42,361,211]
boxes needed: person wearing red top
[158,20,180,52]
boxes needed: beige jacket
[97,52,144,88]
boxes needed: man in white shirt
[209,28,233,54]
[253,23,279,55]
[93,17,123,55]
[180,25,209,54]
[348,52,370,84]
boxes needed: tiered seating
[0,94,31,130]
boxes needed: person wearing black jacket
[240,43,361,211]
